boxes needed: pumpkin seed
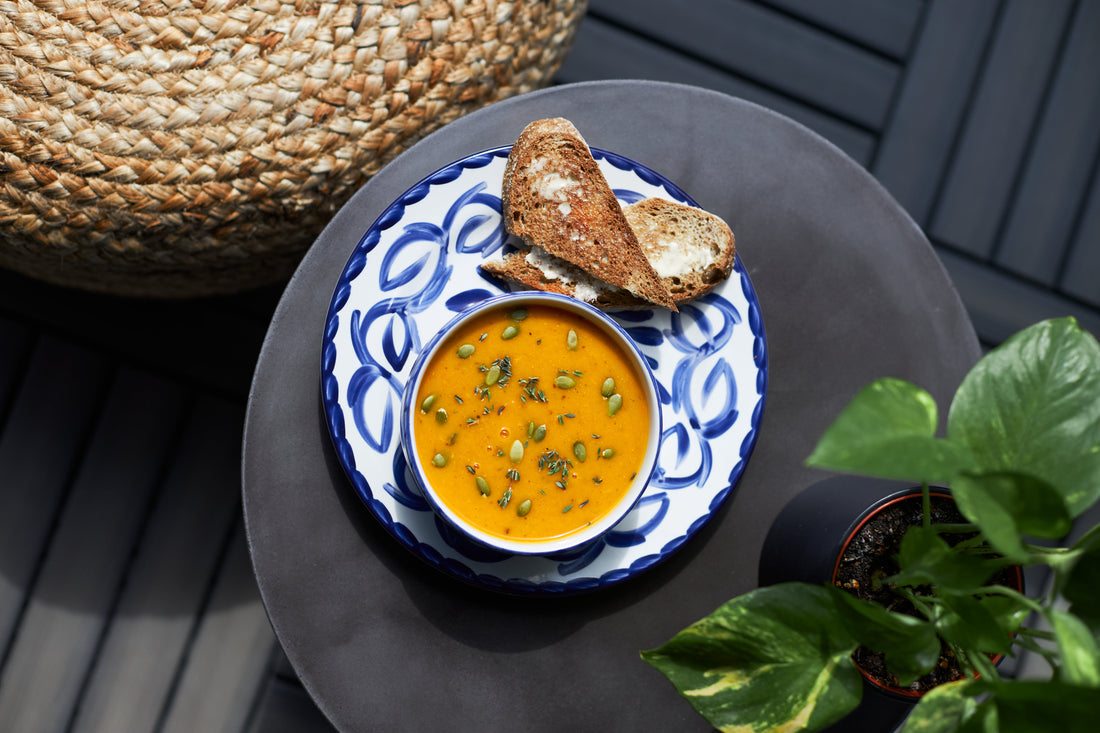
[527,421,535,438]
[502,324,519,340]
[517,499,532,517]
[601,448,615,460]
[533,424,547,442]
[431,453,447,467]
[573,441,587,462]
[608,393,623,416]
[435,408,448,424]
[601,377,615,398]
[510,439,524,463]
[510,308,528,322]
[554,375,576,389]
[456,344,475,359]
[476,476,490,496]
[567,329,578,350]
[485,364,501,385]
[420,394,437,413]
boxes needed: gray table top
[242,80,980,732]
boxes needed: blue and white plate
[321,146,768,595]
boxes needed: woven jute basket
[0,0,586,297]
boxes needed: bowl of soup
[400,292,662,555]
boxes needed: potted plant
[641,318,1100,732]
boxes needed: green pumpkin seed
[601,448,615,460]
[510,308,528,322]
[554,375,576,389]
[533,424,547,442]
[527,421,535,438]
[502,324,519,340]
[573,441,587,462]
[517,499,532,517]
[420,394,437,413]
[608,393,623,416]
[435,408,448,424]
[476,476,490,496]
[432,453,447,467]
[510,439,524,463]
[567,329,578,350]
[485,364,501,385]
[457,344,475,359]
[601,377,615,398]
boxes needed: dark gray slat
[0,268,270,401]
[935,245,1100,347]
[555,14,875,167]
[871,0,1000,226]
[70,397,246,733]
[0,337,112,659]
[0,367,188,733]
[0,317,32,423]
[247,678,337,733]
[160,519,277,733]
[929,0,1075,259]
[758,0,924,59]
[1059,156,1100,307]
[586,0,899,129]
[993,1,1100,285]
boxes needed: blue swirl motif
[656,293,742,480]
[346,181,505,458]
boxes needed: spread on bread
[481,118,735,310]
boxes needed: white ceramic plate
[321,146,768,594]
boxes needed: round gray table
[242,80,980,732]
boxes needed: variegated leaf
[642,583,862,733]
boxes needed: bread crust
[501,118,677,310]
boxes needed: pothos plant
[642,317,1100,732]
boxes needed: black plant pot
[758,476,926,733]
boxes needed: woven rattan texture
[0,0,585,296]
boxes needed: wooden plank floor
[0,1,1097,731]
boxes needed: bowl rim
[399,290,664,556]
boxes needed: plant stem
[983,585,1045,615]
[1012,635,1059,666]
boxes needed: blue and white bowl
[399,291,664,556]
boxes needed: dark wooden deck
[1,1,1098,730]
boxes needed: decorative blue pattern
[321,146,768,595]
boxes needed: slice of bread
[484,197,736,309]
[499,118,677,310]
[622,197,735,302]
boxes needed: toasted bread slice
[622,198,735,302]
[500,118,677,310]
[484,197,736,308]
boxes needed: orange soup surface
[413,303,650,543]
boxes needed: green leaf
[641,584,862,733]
[980,594,1031,637]
[979,680,1100,733]
[901,680,980,733]
[949,471,1071,562]
[936,593,1013,656]
[947,317,1100,517]
[1048,608,1100,687]
[807,378,974,482]
[828,585,940,685]
[1063,544,1100,637]
[891,525,1003,592]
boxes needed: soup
[412,302,650,543]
